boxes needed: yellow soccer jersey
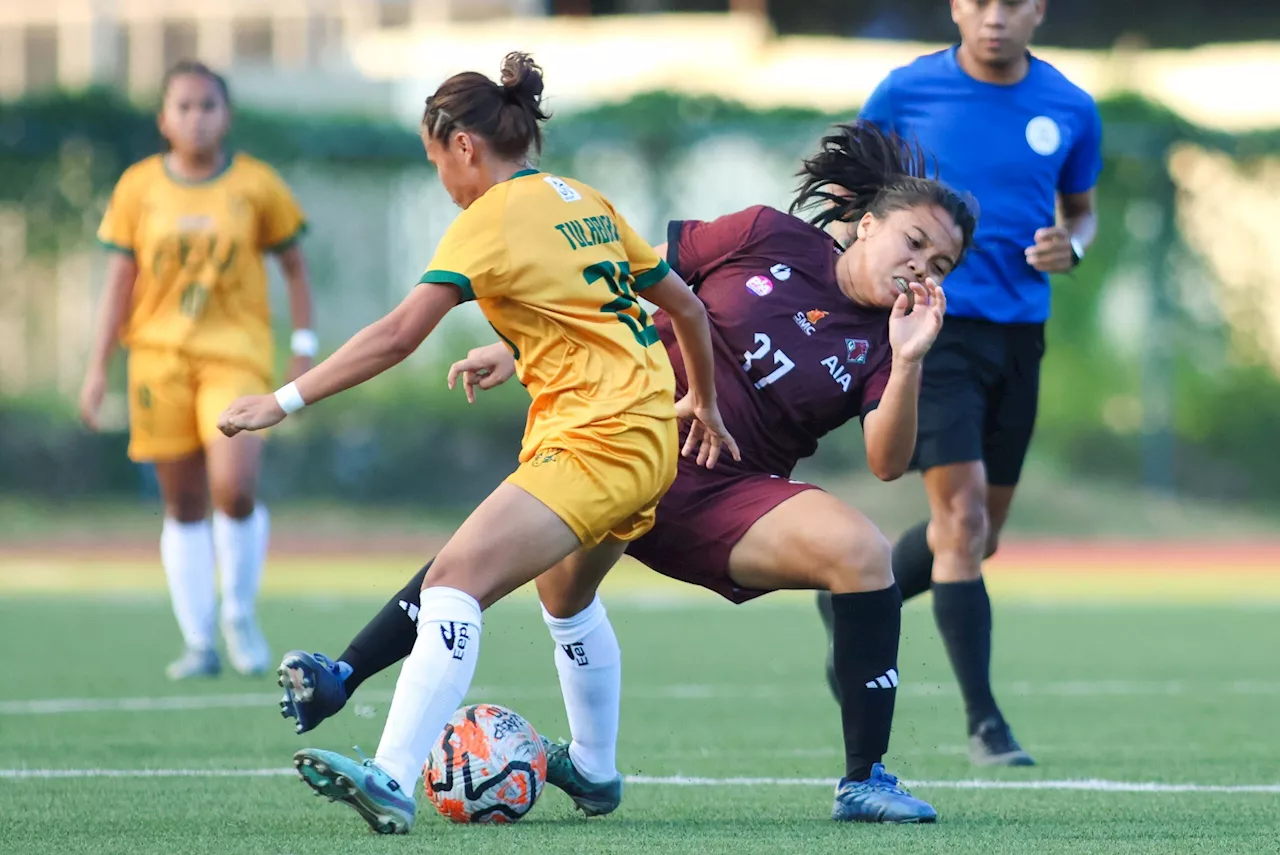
[97,153,307,380]
[419,169,677,461]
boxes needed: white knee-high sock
[541,596,621,783]
[160,518,217,651]
[213,505,269,623]
[375,586,482,791]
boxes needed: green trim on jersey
[97,239,135,257]
[632,259,671,292]
[265,221,308,253]
[419,269,475,302]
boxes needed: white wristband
[274,382,306,414]
[290,328,319,358]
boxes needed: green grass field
[2,550,1278,855]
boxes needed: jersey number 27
[742,333,794,389]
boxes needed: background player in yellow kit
[79,61,315,680]
[217,52,736,834]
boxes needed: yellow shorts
[126,348,271,462]
[506,413,679,549]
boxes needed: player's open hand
[447,342,516,404]
[675,394,741,469]
[217,394,287,437]
[1025,226,1074,273]
[889,277,946,364]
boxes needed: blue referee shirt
[860,47,1103,324]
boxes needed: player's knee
[933,500,989,561]
[821,527,893,594]
[211,488,255,520]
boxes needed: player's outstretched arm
[863,279,946,481]
[218,283,460,436]
[642,270,740,468]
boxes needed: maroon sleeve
[860,353,893,422]
[666,205,766,290]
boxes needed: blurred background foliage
[2,89,1279,510]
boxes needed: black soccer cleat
[969,715,1036,766]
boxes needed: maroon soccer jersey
[656,205,893,477]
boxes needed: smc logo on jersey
[744,275,774,297]
[845,338,869,364]
[793,309,827,336]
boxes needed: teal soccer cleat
[831,763,938,824]
[540,736,623,817]
[294,748,416,834]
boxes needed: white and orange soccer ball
[424,703,548,824]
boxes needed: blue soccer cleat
[541,736,623,817]
[278,651,352,735]
[294,748,415,834]
[832,763,938,824]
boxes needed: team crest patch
[531,448,562,467]
[745,275,773,297]
[1025,116,1061,156]
[845,338,870,364]
[806,309,829,325]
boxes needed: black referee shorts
[910,317,1045,487]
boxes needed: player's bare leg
[730,490,936,824]
[924,462,1032,766]
[535,539,630,816]
[153,452,220,680]
[295,482,586,834]
[207,433,271,675]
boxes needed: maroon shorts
[625,459,820,604]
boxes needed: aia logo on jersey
[769,263,792,281]
[794,309,827,336]
[845,338,870,364]
[745,275,773,297]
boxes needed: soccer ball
[424,703,548,824]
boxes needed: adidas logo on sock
[398,600,419,622]
[865,669,899,689]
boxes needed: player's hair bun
[499,52,545,106]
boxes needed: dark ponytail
[791,121,978,259]
[423,51,551,160]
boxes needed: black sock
[339,560,432,694]
[830,585,902,781]
[931,578,1000,734]
[891,520,934,602]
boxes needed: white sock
[160,518,217,651]
[541,596,621,783]
[374,586,482,792]
[213,505,269,623]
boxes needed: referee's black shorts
[910,316,1045,487]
